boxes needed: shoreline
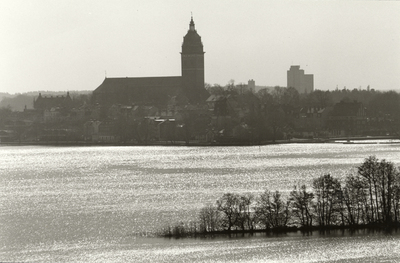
[1,136,399,147]
[160,223,400,239]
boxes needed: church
[92,17,209,106]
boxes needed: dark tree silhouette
[289,184,314,227]
[313,174,342,226]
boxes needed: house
[294,107,332,138]
[83,120,116,142]
[327,100,367,136]
[34,92,72,111]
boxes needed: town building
[247,80,255,93]
[287,65,314,94]
[92,17,209,106]
[327,100,367,136]
[294,107,332,138]
[33,92,72,110]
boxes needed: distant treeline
[161,156,400,238]
[0,91,92,111]
[208,82,400,106]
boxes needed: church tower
[181,17,208,103]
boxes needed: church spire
[182,15,203,54]
[189,14,195,31]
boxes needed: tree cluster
[206,83,400,141]
[2,84,400,144]
[162,156,400,237]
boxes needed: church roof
[94,76,182,93]
[93,76,183,105]
[182,17,204,54]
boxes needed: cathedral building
[92,17,209,106]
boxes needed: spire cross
[189,13,195,31]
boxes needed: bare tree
[357,156,381,222]
[357,156,400,224]
[198,204,221,233]
[289,184,314,227]
[341,175,369,225]
[236,193,256,230]
[255,190,291,229]
[216,193,241,231]
[313,174,342,227]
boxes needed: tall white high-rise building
[287,65,314,93]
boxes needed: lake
[1,143,400,262]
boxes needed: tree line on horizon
[207,82,400,115]
[0,91,91,111]
[1,84,400,143]
[203,83,400,142]
[1,84,399,113]
[162,156,400,237]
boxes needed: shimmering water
[1,143,400,262]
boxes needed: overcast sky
[1,0,399,94]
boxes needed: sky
[1,0,400,94]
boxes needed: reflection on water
[1,144,400,262]
[8,230,400,262]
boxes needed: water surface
[1,143,400,262]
